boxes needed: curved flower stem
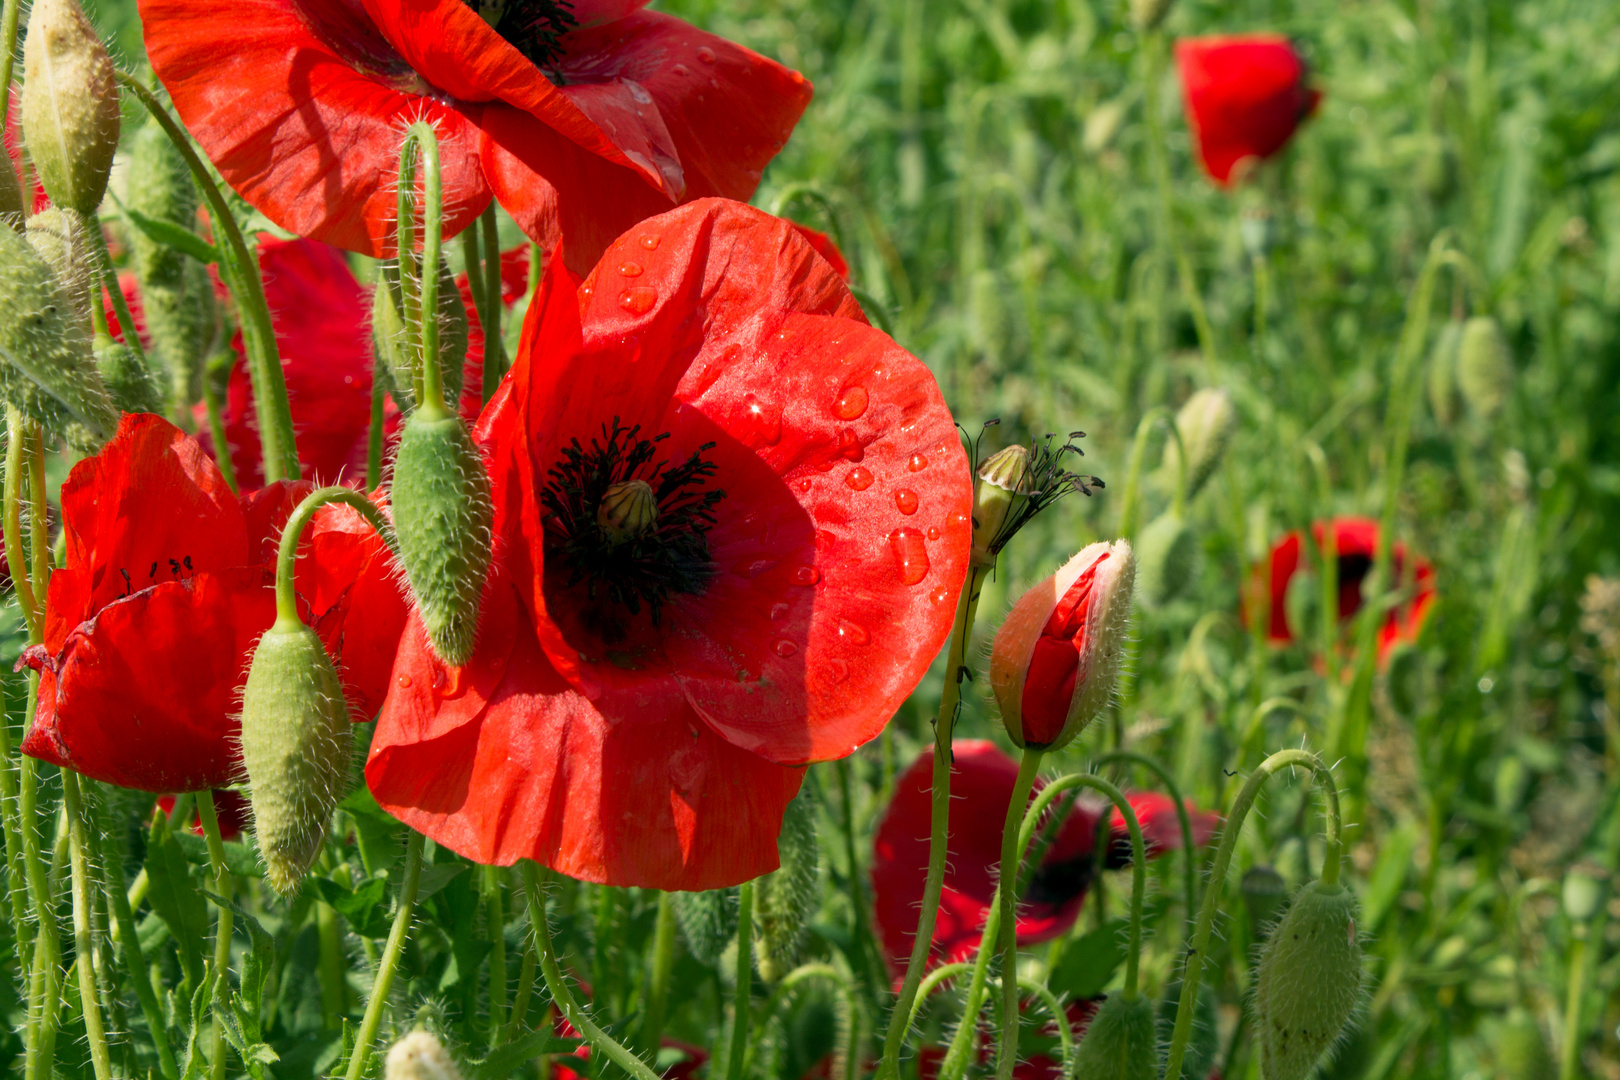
[637,891,676,1053]
[60,771,113,1080]
[345,830,424,1080]
[197,790,235,1080]
[751,963,863,1080]
[273,486,398,623]
[519,861,662,1080]
[1163,749,1342,1080]
[1095,750,1198,932]
[1014,976,1073,1080]
[877,561,992,1080]
[1116,406,1172,541]
[398,122,448,418]
[87,212,151,368]
[115,72,300,482]
[994,749,1043,1080]
[480,203,505,400]
[725,880,756,1080]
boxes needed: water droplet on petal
[930,585,950,605]
[770,602,791,622]
[696,45,716,63]
[741,393,782,447]
[672,63,690,75]
[619,286,657,314]
[639,233,660,250]
[845,466,874,491]
[908,453,929,472]
[826,658,850,684]
[888,527,930,585]
[618,261,644,277]
[793,565,821,586]
[835,385,869,420]
[838,429,864,462]
[397,674,412,688]
[580,283,594,301]
[838,618,870,646]
[773,639,797,658]
[797,478,813,492]
[895,488,919,514]
[927,526,941,540]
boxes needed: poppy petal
[1176,35,1316,186]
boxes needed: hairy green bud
[673,887,738,967]
[96,340,164,415]
[239,619,354,896]
[1135,510,1198,608]
[1426,317,1463,429]
[384,1031,465,1080]
[1255,881,1363,1080]
[754,788,820,983]
[1072,994,1160,1080]
[25,206,96,332]
[22,0,121,216]
[1457,315,1513,420]
[143,259,218,408]
[127,120,199,287]
[1163,387,1236,501]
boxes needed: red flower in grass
[871,741,1220,972]
[142,0,812,272]
[1175,35,1320,186]
[156,790,252,840]
[366,199,972,890]
[19,414,406,792]
[1263,516,1435,660]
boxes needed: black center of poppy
[540,419,726,629]
[1025,855,1096,908]
[463,0,578,70]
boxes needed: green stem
[200,366,239,494]
[836,758,878,986]
[345,831,424,1080]
[480,203,505,401]
[0,0,19,132]
[994,750,1043,1080]
[504,938,539,1044]
[1163,749,1343,1080]
[398,123,448,417]
[366,359,385,491]
[1095,750,1199,933]
[1116,406,1172,541]
[638,891,676,1053]
[1015,976,1074,1080]
[61,771,114,1080]
[1559,931,1590,1080]
[106,807,179,1080]
[876,562,992,1080]
[273,486,397,623]
[750,964,861,1080]
[88,213,150,368]
[198,790,234,1080]
[725,881,756,1080]
[484,864,508,1043]
[519,861,661,1080]
[1251,252,1269,369]
[115,73,300,482]
[5,411,41,640]
[316,899,346,1031]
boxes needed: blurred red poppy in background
[19,414,405,792]
[156,789,252,840]
[141,0,812,271]
[367,199,972,890]
[1176,35,1320,186]
[871,740,1220,972]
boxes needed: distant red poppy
[19,414,405,792]
[367,199,973,890]
[141,0,813,271]
[871,740,1220,971]
[156,789,252,840]
[1176,35,1320,186]
[1263,516,1435,659]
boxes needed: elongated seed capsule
[22,0,121,216]
[1255,881,1363,1080]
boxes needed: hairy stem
[345,831,424,1080]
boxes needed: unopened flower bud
[1562,869,1605,923]
[1072,993,1159,1080]
[22,0,121,216]
[972,445,1028,565]
[754,788,819,984]
[1457,315,1512,420]
[143,261,218,407]
[597,479,658,544]
[1493,1009,1555,1080]
[239,618,355,895]
[1239,206,1274,258]
[1135,511,1198,608]
[1163,387,1236,501]
[990,539,1135,752]
[391,410,494,666]
[25,207,96,331]
[127,121,198,287]
[1255,881,1363,1080]
[384,1031,464,1080]
[96,340,165,415]
[370,260,467,412]
[1426,317,1464,429]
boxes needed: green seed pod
[1163,387,1236,501]
[239,618,355,896]
[673,887,738,966]
[754,788,820,984]
[1135,511,1198,607]
[384,1031,465,1080]
[1071,993,1160,1080]
[143,259,218,408]
[127,120,198,288]
[0,225,118,447]
[371,260,467,412]
[971,445,1028,565]
[1493,1009,1555,1080]
[1457,315,1513,420]
[96,340,164,415]
[1255,881,1363,1080]
[1426,318,1463,429]
[1157,981,1219,1080]
[21,0,121,216]
[1561,869,1605,922]
[25,207,96,333]
[390,410,493,665]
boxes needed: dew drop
[672,63,690,75]
[895,488,919,514]
[826,658,850,684]
[845,466,874,491]
[397,674,412,688]
[837,618,870,646]
[838,429,864,462]
[927,526,942,540]
[773,639,798,658]
[696,45,716,63]
[618,261,644,277]
[580,283,594,301]
[930,585,949,605]
[792,565,821,586]
[797,478,813,492]
[908,452,929,472]
[639,233,660,250]
[770,602,791,622]
[835,385,869,420]
[741,393,783,447]
[888,527,930,585]
[619,286,658,314]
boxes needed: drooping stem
[197,790,235,1080]
[638,891,676,1052]
[876,561,992,1079]
[1163,749,1343,1080]
[273,486,398,624]
[519,861,662,1080]
[1095,750,1199,933]
[60,771,114,1080]
[480,203,505,400]
[726,880,756,1080]
[398,123,448,417]
[345,830,424,1080]
[994,749,1043,1080]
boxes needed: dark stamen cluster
[968,422,1105,560]
[464,0,578,70]
[540,419,725,626]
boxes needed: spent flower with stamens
[970,429,1102,565]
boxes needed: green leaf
[310,874,394,939]
[1048,917,1130,1001]
[116,194,220,265]
[340,785,406,874]
[412,860,469,905]
[467,1032,582,1080]
[144,823,209,986]
[171,831,265,878]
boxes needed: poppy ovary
[540,419,726,632]
[464,0,579,71]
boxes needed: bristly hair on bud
[965,422,1103,565]
[1071,993,1160,1080]
[1254,880,1364,1080]
[22,0,121,216]
[753,786,820,984]
[384,1031,465,1080]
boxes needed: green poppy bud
[391,409,494,666]
[0,224,118,447]
[754,788,820,984]
[22,0,121,217]
[1255,881,1363,1080]
[371,260,466,412]
[1493,1009,1555,1080]
[25,207,96,332]
[971,445,1028,565]
[1426,318,1463,428]
[239,617,355,896]
[1163,387,1236,501]
[1561,869,1605,922]
[673,887,737,966]
[142,260,218,408]
[96,340,164,415]
[1072,993,1160,1080]
[384,1031,465,1080]
[1457,315,1512,420]
[1135,511,1198,608]
[127,120,198,288]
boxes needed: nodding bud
[990,539,1135,752]
[971,445,1029,565]
[22,0,121,216]
[754,788,819,984]
[1457,315,1513,420]
[1129,0,1174,32]
[1255,881,1363,1080]
[370,260,467,413]
[1163,387,1236,501]
[384,1032,465,1080]
[239,618,355,896]
[390,411,494,666]
[1071,993,1160,1080]
[1135,511,1198,608]
[1426,318,1464,429]
[0,224,118,449]
[597,479,658,544]
[1562,868,1605,922]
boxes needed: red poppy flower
[1175,35,1320,186]
[4,88,50,214]
[1263,516,1435,660]
[871,740,1220,972]
[156,789,252,840]
[18,414,406,792]
[141,0,813,271]
[788,223,850,280]
[366,199,972,890]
